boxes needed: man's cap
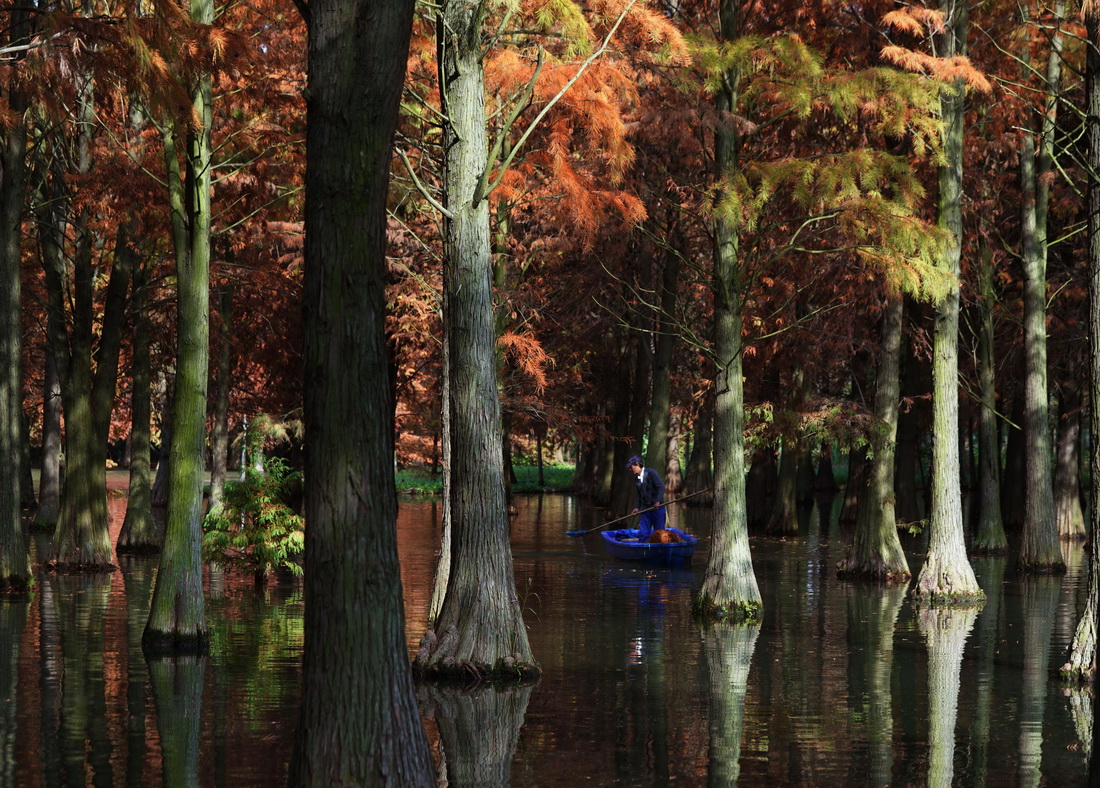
[625,455,642,468]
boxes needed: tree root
[413,626,540,683]
[692,595,762,624]
[43,560,117,574]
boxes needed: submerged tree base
[910,590,986,608]
[835,560,911,585]
[44,559,117,574]
[969,543,1011,557]
[142,628,211,657]
[692,595,762,624]
[413,627,541,683]
[1016,560,1068,575]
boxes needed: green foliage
[203,423,304,581]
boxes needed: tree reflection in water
[419,682,533,787]
[916,603,981,788]
[0,596,28,788]
[1019,576,1061,787]
[702,619,760,786]
[148,655,205,788]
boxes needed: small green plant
[203,421,304,584]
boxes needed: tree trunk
[1002,394,1026,531]
[1062,1,1100,684]
[665,411,683,496]
[19,407,34,509]
[913,0,983,604]
[766,440,800,535]
[973,237,1007,553]
[118,261,159,553]
[415,0,538,679]
[1054,386,1086,541]
[35,350,63,528]
[0,0,30,587]
[684,391,714,503]
[646,238,679,478]
[208,286,233,514]
[695,0,761,622]
[287,0,434,784]
[145,0,214,649]
[837,292,910,582]
[1018,131,1063,571]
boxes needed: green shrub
[203,425,304,583]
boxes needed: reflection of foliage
[203,419,304,581]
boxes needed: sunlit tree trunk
[415,0,538,679]
[918,604,981,788]
[973,237,1007,553]
[913,0,983,604]
[287,1,434,784]
[696,0,761,622]
[0,0,31,588]
[145,0,214,649]
[1063,0,1100,685]
[118,261,159,553]
[703,621,760,786]
[837,292,910,582]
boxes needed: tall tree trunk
[665,411,683,496]
[19,407,34,509]
[1002,393,1026,531]
[118,261,159,553]
[837,292,910,582]
[695,0,761,622]
[766,439,800,535]
[34,350,62,528]
[145,0,215,649]
[288,0,434,784]
[0,0,30,587]
[973,236,1007,553]
[1062,0,1100,684]
[208,287,233,514]
[415,0,538,679]
[913,0,983,603]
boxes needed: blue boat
[600,528,697,564]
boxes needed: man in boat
[626,455,665,540]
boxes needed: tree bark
[973,237,1007,553]
[287,1,434,784]
[913,0,983,604]
[145,0,214,649]
[695,0,761,622]
[0,0,31,588]
[837,292,910,582]
[118,260,159,553]
[415,0,538,679]
[1062,0,1100,684]
[684,392,714,502]
[1054,386,1086,541]
[646,236,680,479]
[34,350,62,528]
[207,286,233,514]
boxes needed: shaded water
[4,494,1092,786]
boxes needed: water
[3,494,1092,786]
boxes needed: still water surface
[3,494,1092,786]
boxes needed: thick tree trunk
[118,262,159,553]
[145,0,214,649]
[208,287,233,514]
[415,0,538,679]
[913,0,983,604]
[837,292,910,582]
[288,1,434,784]
[0,0,30,588]
[766,440,800,535]
[973,238,1007,553]
[894,346,923,524]
[1054,387,1086,541]
[19,408,34,509]
[34,351,63,528]
[1062,2,1100,685]
[696,0,761,622]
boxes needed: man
[626,455,666,540]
